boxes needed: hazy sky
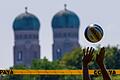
[0,0,120,69]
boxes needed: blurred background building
[51,5,80,60]
[13,7,40,66]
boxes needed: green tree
[114,49,120,69]
[31,57,60,80]
[60,48,83,69]
[104,46,117,69]
[4,45,120,80]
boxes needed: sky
[0,0,120,69]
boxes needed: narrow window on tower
[57,48,61,58]
[17,51,22,61]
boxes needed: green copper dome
[13,11,40,31]
[52,9,80,28]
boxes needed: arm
[83,64,90,80]
[96,47,111,80]
[82,47,94,80]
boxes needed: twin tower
[13,6,80,66]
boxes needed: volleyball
[84,24,103,43]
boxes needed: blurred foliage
[2,45,120,80]
[60,47,83,69]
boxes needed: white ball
[84,24,103,43]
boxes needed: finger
[86,47,89,54]
[83,48,86,56]
[101,47,105,52]
[89,47,93,54]
[102,47,105,53]
[99,47,103,55]
[90,47,94,55]
[100,47,105,57]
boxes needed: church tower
[51,5,80,60]
[13,7,40,66]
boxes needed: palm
[82,47,94,66]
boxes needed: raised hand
[96,47,111,80]
[82,47,94,67]
[82,47,94,80]
[96,47,105,66]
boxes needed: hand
[82,47,94,67]
[96,47,105,66]
[96,47,111,80]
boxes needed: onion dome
[13,7,40,31]
[52,4,80,28]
